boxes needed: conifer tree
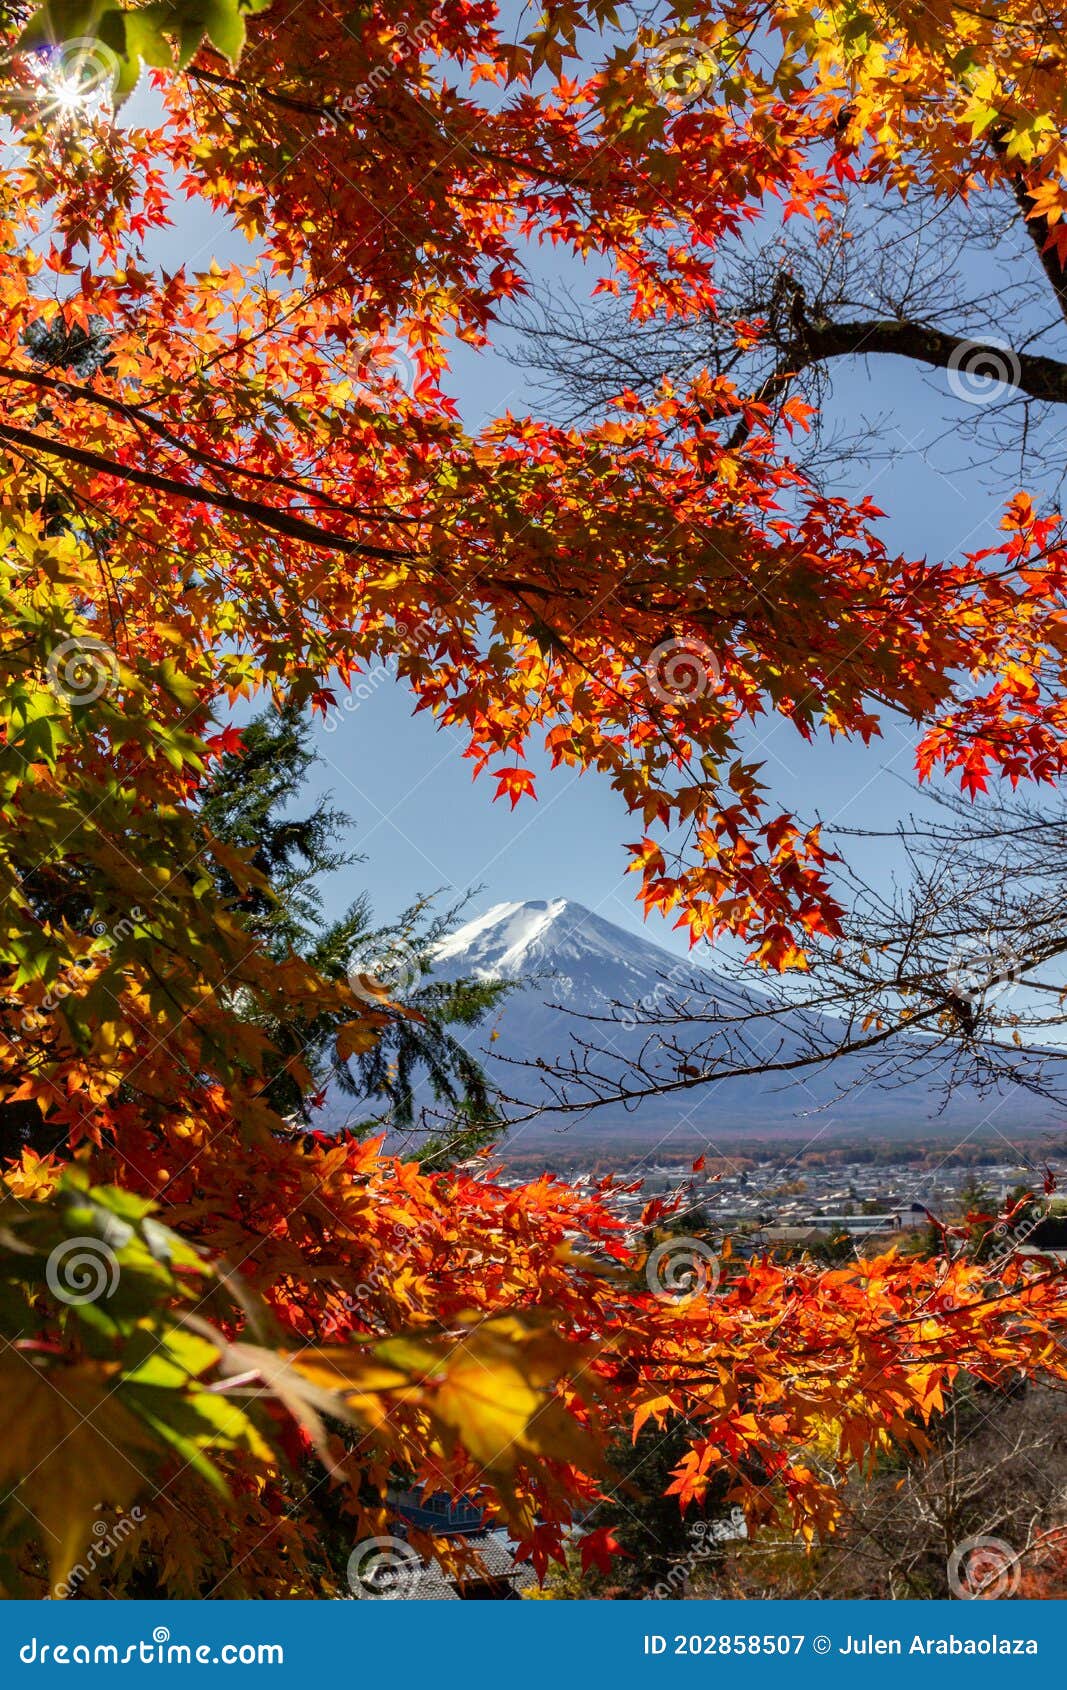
[198,705,508,1159]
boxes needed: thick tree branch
[0,421,412,561]
[1010,174,1067,327]
[0,363,417,527]
[797,317,1067,404]
[728,310,1067,446]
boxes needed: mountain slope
[430,899,1053,1147]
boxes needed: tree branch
[796,317,1067,404]
[727,310,1067,447]
[0,363,417,527]
[0,421,412,561]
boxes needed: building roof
[402,1531,536,1601]
[760,1226,826,1244]
[346,1527,536,1601]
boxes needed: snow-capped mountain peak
[432,899,568,977]
[425,896,1036,1146]
[432,897,683,985]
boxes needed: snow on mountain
[430,899,1053,1147]
[434,898,699,990]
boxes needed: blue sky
[119,85,1052,963]
[299,331,1025,958]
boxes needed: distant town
[498,1138,1067,1253]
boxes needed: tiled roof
[398,1532,536,1601]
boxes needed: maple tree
[2,0,1067,1600]
[491,1,1067,1116]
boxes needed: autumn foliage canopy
[2,0,1067,1597]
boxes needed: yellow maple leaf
[0,1356,157,1588]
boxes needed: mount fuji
[429,898,1050,1148]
